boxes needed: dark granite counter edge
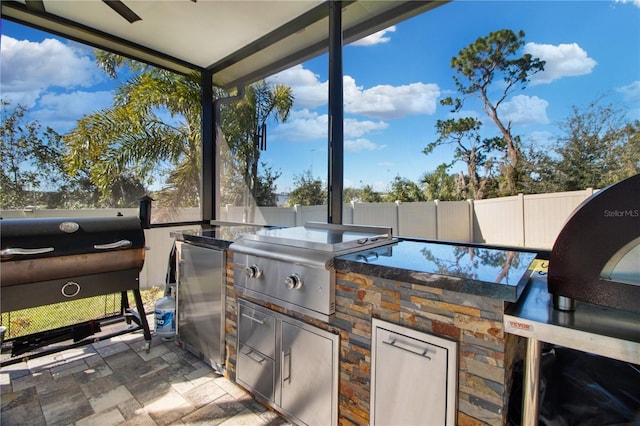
[334,257,532,302]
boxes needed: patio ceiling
[2,0,445,90]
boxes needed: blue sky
[2,0,639,193]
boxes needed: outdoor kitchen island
[218,225,540,426]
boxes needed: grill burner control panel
[230,223,396,321]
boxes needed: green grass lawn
[1,286,163,339]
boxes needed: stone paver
[0,323,292,426]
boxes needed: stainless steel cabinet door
[371,319,458,426]
[281,319,338,426]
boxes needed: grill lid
[1,216,146,287]
[1,216,145,261]
[238,222,394,253]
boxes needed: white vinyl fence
[1,188,595,289]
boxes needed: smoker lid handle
[1,247,54,258]
[94,239,132,250]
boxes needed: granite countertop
[334,239,539,302]
[174,223,540,302]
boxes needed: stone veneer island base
[224,246,530,425]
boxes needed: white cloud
[501,95,549,125]
[267,65,327,109]
[345,138,386,152]
[269,65,439,120]
[272,109,388,142]
[344,76,440,119]
[524,42,597,85]
[349,26,396,46]
[273,109,327,141]
[617,80,640,104]
[0,35,103,107]
[344,118,388,138]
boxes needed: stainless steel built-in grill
[230,222,395,321]
[0,216,151,360]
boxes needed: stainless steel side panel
[176,242,225,371]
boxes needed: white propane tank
[154,285,176,340]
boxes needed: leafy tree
[610,121,640,182]
[286,169,326,206]
[435,29,545,196]
[360,185,383,203]
[553,100,639,190]
[526,99,639,192]
[343,184,383,203]
[424,117,502,199]
[255,163,282,207]
[420,164,465,201]
[343,187,361,203]
[1,101,65,209]
[384,176,426,202]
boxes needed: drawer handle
[1,247,54,258]
[241,313,264,325]
[243,349,266,364]
[383,338,432,360]
[94,239,132,250]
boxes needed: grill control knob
[245,264,262,279]
[284,273,302,290]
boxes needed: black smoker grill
[0,216,152,363]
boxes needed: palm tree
[221,81,293,221]
[65,53,293,221]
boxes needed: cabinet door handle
[243,348,266,364]
[282,350,291,383]
[383,338,432,360]
[241,313,264,325]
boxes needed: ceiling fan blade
[102,0,142,24]
[25,0,46,13]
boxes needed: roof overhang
[2,0,446,90]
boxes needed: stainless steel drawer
[237,343,275,402]
[238,301,276,358]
